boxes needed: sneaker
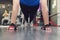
[41,24,50,30]
[8,23,17,30]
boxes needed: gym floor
[0,27,59,40]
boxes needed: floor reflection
[0,27,59,40]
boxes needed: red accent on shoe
[8,26,15,30]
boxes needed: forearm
[40,0,49,25]
[11,0,19,24]
[40,0,48,14]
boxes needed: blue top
[20,0,40,6]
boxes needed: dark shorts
[20,3,39,16]
[20,3,39,22]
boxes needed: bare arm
[40,0,48,12]
[12,0,19,13]
[40,0,49,25]
[11,0,20,24]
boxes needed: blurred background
[0,0,57,27]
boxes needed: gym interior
[0,0,60,40]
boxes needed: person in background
[2,10,9,25]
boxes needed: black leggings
[20,3,39,23]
